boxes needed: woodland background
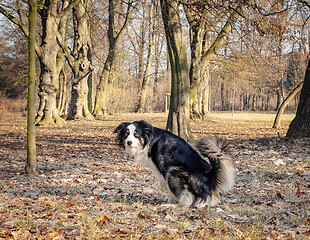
[0,0,309,117]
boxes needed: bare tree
[286,55,310,137]
[0,0,80,126]
[93,0,134,117]
[25,0,40,175]
[57,0,94,120]
[184,2,244,119]
[135,0,158,112]
[160,0,192,140]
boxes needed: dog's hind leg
[166,172,195,207]
[177,186,195,207]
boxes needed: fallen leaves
[96,215,110,227]
[0,112,309,239]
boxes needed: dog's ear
[114,122,129,134]
[114,122,129,148]
[135,120,154,134]
[135,121,154,146]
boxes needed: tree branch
[201,5,244,69]
[0,5,29,37]
[115,0,134,42]
[56,32,76,70]
[58,0,81,18]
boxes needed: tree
[25,0,39,175]
[273,81,303,129]
[135,0,158,113]
[286,55,310,137]
[35,0,80,125]
[184,2,244,119]
[160,0,192,140]
[93,0,134,117]
[0,0,80,126]
[285,0,310,138]
[57,0,94,120]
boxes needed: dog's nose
[127,140,132,146]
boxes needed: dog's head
[114,121,154,154]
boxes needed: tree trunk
[35,0,68,126]
[276,78,284,110]
[184,4,208,119]
[286,56,310,137]
[273,81,303,128]
[0,0,79,126]
[161,0,192,141]
[184,4,243,118]
[138,2,146,81]
[221,81,227,111]
[201,65,210,115]
[25,0,38,175]
[67,0,94,120]
[57,68,67,115]
[93,0,133,117]
[189,22,205,119]
[136,0,157,113]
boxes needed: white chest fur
[130,146,166,190]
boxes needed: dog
[114,120,235,208]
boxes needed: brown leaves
[96,215,110,227]
[0,112,309,239]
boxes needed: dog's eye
[125,130,129,137]
[134,131,139,137]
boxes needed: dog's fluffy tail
[191,138,235,207]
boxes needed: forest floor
[0,112,309,240]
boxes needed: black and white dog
[114,120,235,208]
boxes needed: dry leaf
[48,229,60,238]
[96,216,110,227]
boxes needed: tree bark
[286,56,310,138]
[67,0,94,120]
[36,0,80,126]
[161,0,192,141]
[184,4,207,119]
[273,81,303,129]
[35,0,65,126]
[25,0,38,175]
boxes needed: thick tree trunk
[286,56,310,138]
[161,0,192,141]
[184,5,206,119]
[93,52,114,117]
[189,29,204,119]
[35,2,64,126]
[25,0,38,175]
[67,0,94,120]
[0,0,79,126]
